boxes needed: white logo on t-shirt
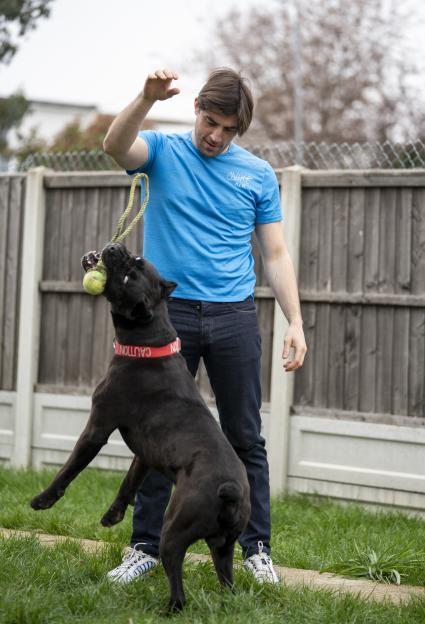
[227,171,253,189]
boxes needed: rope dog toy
[82,173,149,295]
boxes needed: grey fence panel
[37,176,275,403]
[38,183,142,391]
[294,178,425,420]
[0,175,25,391]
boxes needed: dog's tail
[217,481,243,502]
[217,481,244,529]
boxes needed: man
[103,67,307,584]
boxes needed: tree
[48,114,156,152]
[200,0,424,143]
[0,1,54,159]
[14,114,157,170]
[13,126,46,162]
[0,0,53,64]
[0,92,29,155]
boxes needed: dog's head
[100,243,176,325]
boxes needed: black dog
[31,242,251,611]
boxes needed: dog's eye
[123,275,129,285]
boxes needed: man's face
[193,98,238,157]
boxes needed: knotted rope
[82,173,149,295]
[97,172,149,271]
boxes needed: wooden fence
[0,175,25,392]
[1,167,425,511]
[295,171,425,419]
[2,173,274,400]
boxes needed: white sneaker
[107,543,159,584]
[243,541,280,584]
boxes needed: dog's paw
[166,598,185,614]
[30,489,63,510]
[81,250,100,273]
[101,504,126,527]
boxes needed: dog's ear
[161,279,177,298]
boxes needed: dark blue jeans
[130,297,271,559]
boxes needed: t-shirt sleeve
[255,162,283,223]
[126,130,166,175]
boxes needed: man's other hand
[282,322,307,372]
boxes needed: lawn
[1,466,425,623]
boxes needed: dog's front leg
[101,455,148,526]
[31,421,115,510]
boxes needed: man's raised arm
[103,68,180,171]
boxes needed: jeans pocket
[228,299,256,314]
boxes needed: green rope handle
[83,173,149,295]
[96,172,149,272]
[111,172,149,244]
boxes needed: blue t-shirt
[127,130,282,301]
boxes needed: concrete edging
[1,528,424,605]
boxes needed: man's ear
[161,279,177,298]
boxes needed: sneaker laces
[246,541,277,580]
[114,543,156,574]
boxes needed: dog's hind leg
[101,455,148,527]
[160,530,190,613]
[31,420,115,510]
[160,497,199,612]
[206,536,236,589]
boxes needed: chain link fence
[16,140,425,171]
[244,140,425,169]
[18,149,119,172]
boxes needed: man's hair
[197,67,253,136]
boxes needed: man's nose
[210,127,223,143]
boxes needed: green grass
[2,537,425,624]
[1,466,425,622]
[322,542,425,585]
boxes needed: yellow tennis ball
[83,269,106,295]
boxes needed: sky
[1,0,277,121]
[2,0,425,123]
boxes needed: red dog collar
[113,337,181,359]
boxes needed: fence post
[268,165,303,495]
[12,167,47,468]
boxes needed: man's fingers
[155,69,167,80]
[167,88,181,98]
[282,339,307,371]
[282,337,292,359]
[163,68,179,80]
[144,69,180,101]
[153,68,179,81]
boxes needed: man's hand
[143,68,180,103]
[282,322,307,372]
